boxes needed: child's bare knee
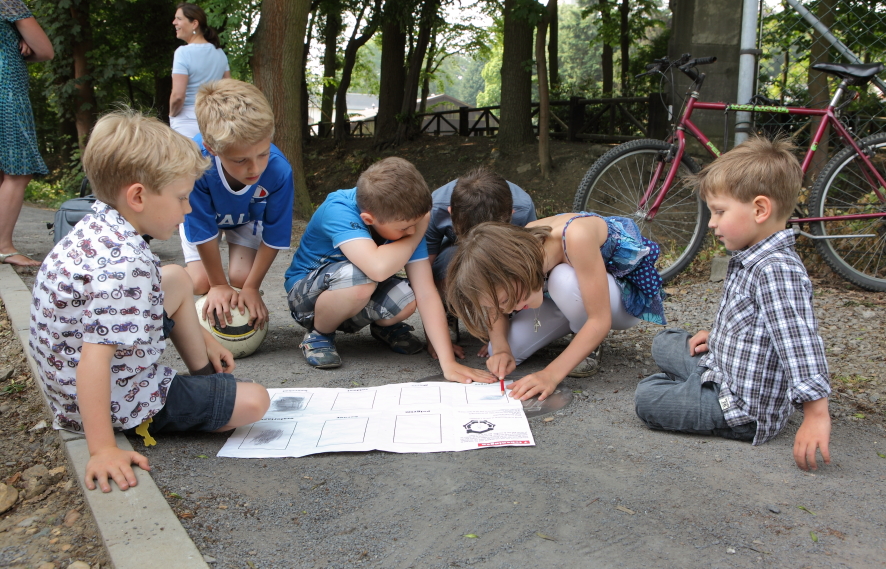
[161,265,194,311]
[395,300,417,320]
[239,383,270,422]
[352,282,378,302]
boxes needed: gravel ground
[4,204,886,568]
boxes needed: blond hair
[82,108,210,205]
[694,135,802,219]
[195,79,275,153]
[450,169,513,238]
[356,157,432,222]
[445,222,550,340]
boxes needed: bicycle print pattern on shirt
[29,201,176,432]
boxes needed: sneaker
[370,322,424,355]
[300,330,341,369]
[568,345,602,378]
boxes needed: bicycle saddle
[811,62,884,85]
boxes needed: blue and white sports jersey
[183,134,294,250]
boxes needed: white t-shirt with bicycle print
[29,201,177,432]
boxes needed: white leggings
[493,264,640,364]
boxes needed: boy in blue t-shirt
[285,157,493,384]
[182,79,294,332]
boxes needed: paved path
[5,204,886,568]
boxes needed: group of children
[28,79,831,493]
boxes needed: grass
[25,178,79,210]
[832,374,873,391]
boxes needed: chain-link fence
[755,0,886,154]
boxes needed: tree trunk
[334,2,381,143]
[320,8,342,137]
[498,0,535,150]
[805,0,835,187]
[619,0,629,94]
[250,0,313,219]
[419,32,437,114]
[374,9,407,143]
[600,0,613,96]
[70,1,96,151]
[547,0,559,94]
[393,0,439,145]
[302,10,315,142]
[536,7,552,179]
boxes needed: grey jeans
[634,329,756,441]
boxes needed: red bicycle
[573,54,886,291]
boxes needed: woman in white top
[169,3,230,138]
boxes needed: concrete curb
[0,264,208,568]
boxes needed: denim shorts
[287,260,415,333]
[162,310,174,340]
[127,372,238,435]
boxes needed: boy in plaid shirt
[634,137,831,471]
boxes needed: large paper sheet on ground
[218,381,535,458]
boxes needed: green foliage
[475,19,504,107]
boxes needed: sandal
[0,251,40,267]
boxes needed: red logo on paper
[478,440,531,447]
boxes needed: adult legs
[0,172,40,266]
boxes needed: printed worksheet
[218,381,535,458]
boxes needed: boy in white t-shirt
[30,110,269,493]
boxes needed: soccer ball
[194,294,267,358]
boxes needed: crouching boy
[284,157,493,384]
[29,110,269,493]
[634,137,831,471]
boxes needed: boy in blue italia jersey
[182,79,293,332]
[285,157,494,384]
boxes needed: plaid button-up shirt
[699,229,830,445]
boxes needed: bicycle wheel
[573,139,708,282]
[809,132,886,292]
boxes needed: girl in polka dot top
[446,214,666,402]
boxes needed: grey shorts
[287,260,415,333]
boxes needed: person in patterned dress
[446,215,666,402]
[0,0,52,266]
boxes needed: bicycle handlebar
[635,54,717,80]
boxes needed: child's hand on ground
[202,328,236,373]
[486,351,516,381]
[793,399,831,471]
[688,330,709,355]
[427,341,465,361]
[237,287,268,330]
[85,447,150,493]
[477,344,489,357]
[506,369,561,401]
[441,362,496,384]
[202,284,238,328]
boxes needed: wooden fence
[310,95,668,142]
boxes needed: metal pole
[735,0,759,146]
[784,0,886,96]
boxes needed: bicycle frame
[641,83,886,226]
